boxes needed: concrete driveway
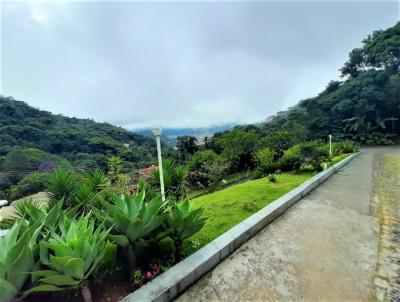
[176,147,400,302]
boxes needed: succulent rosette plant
[28,215,110,302]
[0,221,42,302]
[166,200,207,262]
[94,190,167,277]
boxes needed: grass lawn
[184,171,314,254]
[187,170,252,199]
[182,153,354,255]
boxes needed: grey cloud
[1,1,398,128]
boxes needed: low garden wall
[121,153,359,302]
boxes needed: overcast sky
[1,1,399,129]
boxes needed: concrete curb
[120,152,360,302]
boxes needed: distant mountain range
[136,123,236,138]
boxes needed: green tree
[341,22,400,77]
[176,136,199,161]
[261,130,296,156]
[216,129,261,171]
[253,148,277,175]
[187,150,228,187]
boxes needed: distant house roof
[138,165,158,178]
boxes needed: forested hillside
[203,21,400,155]
[0,97,156,161]
[0,97,157,191]
[257,21,400,144]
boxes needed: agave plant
[95,190,166,275]
[28,215,110,302]
[45,168,77,206]
[0,221,42,302]
[166,200,206,262]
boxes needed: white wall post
[153,125,166,202]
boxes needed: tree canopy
[0,96,157,169]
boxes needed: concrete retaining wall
[121,153,359,302]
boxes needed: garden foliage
[0,175,207,301]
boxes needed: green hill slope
[262,21,400,144]
[0,96,156,162]
[210,21,400,148]
[0,97,157,191]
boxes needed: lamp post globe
[152,125,163,137]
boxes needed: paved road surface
[177,147,400,302]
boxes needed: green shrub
[10,172,47,201]
[187,150,218,171]
[253,169,265,179]
[85,169,109,192]
[336,140,359,153]
[187,150,228,187]
[267,173,278,183]
[74,183,98,211]
[279,142,329,171]
[107,156,124,185]
[253,148,277,175]
[214,129,261,172]
[278,147,302,171]
[45,168,77,206]
[353,132,397,145]
[44,168,110,214]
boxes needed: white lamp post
[329,134,332,157]
[152,125,165,201]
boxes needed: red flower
[145,271,153,280]
[152,263,161,272]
